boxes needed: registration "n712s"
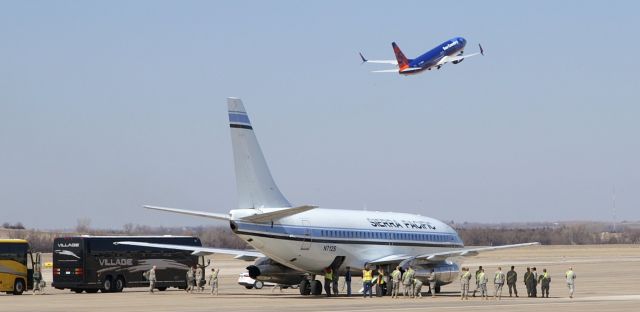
[323,245,336,252]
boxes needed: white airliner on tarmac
[116,98,538,296]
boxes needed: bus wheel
[13,279,25,295]
[157,287,167,291]
[114,277,125,292]
[73,289,84,293]
[101,277,113,293]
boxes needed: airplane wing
[439,52,481,65]
[372,69,399,73]
[144,205,230,221]
[113,241,264,261]
[437,43,485,65]
[367,242,539,266]
[359,52,398,65]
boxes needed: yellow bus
[0,239,40,295]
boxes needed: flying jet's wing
[438,43,485,65]
[367,242,539,266]
[144,205,230,221]
[372,69,399,73]
[359,52,398,65]
[438,52,481,65]
[113,241,264,261]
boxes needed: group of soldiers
[185,265,220,295]
[359,265,438,299]
[144,265,220,295]
[460,265,577,300]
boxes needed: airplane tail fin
[392,42,410,70]
[227,98,292,209]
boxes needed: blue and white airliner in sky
[360,37,484,75]
[117,98,536,296]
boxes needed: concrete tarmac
[3,245,639,312]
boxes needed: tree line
[2,220,639,252]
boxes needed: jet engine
[246,257,307,286]
[400,258,460,292]
[452,59,463,64]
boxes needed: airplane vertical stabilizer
[227,98,292,209]
[392,42,410,71]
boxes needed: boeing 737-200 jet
[359,37,484,75]
[116,98,536,296]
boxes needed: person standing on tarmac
[460,267,471,300]
[539,268,551,298]
[427,269,437,298]
[362,264,374,298]
[32,266,43,295]
[196,265,204,292]
[472,266,483,297]
[524,267,533,297]
[186,266,196,293]
[478,268,489,300]
[402,266,415,298]
[494,267,505,300]
[507,266,518,297]
[391,266,402,298]
[375,268,386,297]
[208,268,219,296]
[147,265,157,293]
[324,267,333,297]
[414,277,423,298]
[531,267,538,297]
[565,267,576,298]
[344,266,352,297]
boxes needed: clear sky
[1,1,639,229]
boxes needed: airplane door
[300,219,312,250]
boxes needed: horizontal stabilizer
[241,205,318,223]
[359,52,398,65]
[113,241,264,261]
[144,205,230,221]
[372,69,399,73]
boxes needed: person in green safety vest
[538,268,551,298]
[324,267,333,297]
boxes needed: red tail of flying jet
[392,42,410,71]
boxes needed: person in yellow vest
[362,264,374,298]
[478,268,488,300]
[375,268,386,297]
[565,267,576,298]
[391,266,402,298]
[324,267,333,297]
[472,265,483,297]
[460,267,471,300]
[538,268,551,298]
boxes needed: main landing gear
[299,279,323,296]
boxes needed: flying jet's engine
[246,257,307,286]
[453,51,464,64]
